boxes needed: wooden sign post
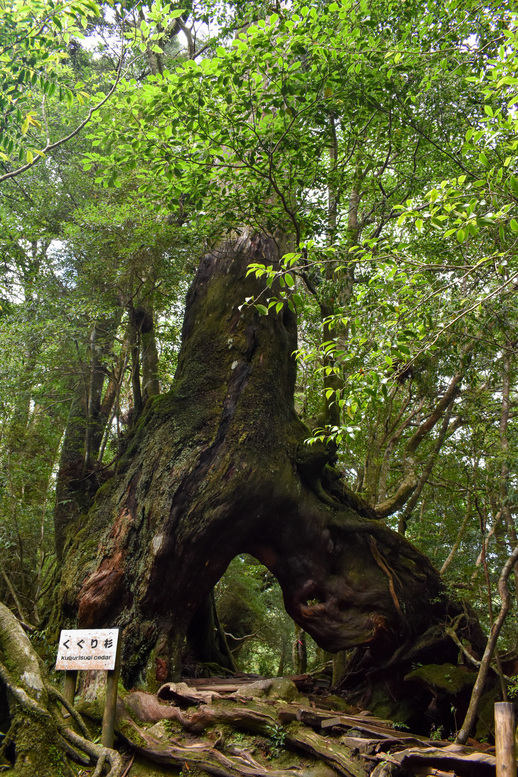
[56,628,121,749]
[494,701,516,777]
[101,631,122,748]
[63,669,78,707]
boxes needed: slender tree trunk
[141,323,160,403]
[440,487,473,575]
[293,626,307,674]
[186,593,237,673]
[332,650,349,687]
[499,344,518,608]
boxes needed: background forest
[1,0,518,685]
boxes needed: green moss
[162,719,183,736]
[118,719,148,748]
[322,695,355,713]
[10,712,67,777]
[404,663,475,694]
[75,695,105,722]
[91,477,117,502]
[125,757,176,776]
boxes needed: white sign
[55,629,119,671]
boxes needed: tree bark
[57,231,483,702]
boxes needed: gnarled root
[0,600,123,777]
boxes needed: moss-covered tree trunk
[57,232,483,703]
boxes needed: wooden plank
[320,717,341,729]
[101,628,122,749]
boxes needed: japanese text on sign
[55,629,119,671]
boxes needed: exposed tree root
[100,679,499,777]
[0,601,123,777]
[0,610,501,777]
[116,695,366,777]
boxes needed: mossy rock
[404,663,475,695]
[246,678,301,701]
[319,695,355,713]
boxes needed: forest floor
[73,674,499,777]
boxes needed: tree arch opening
[213,554,323,678]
